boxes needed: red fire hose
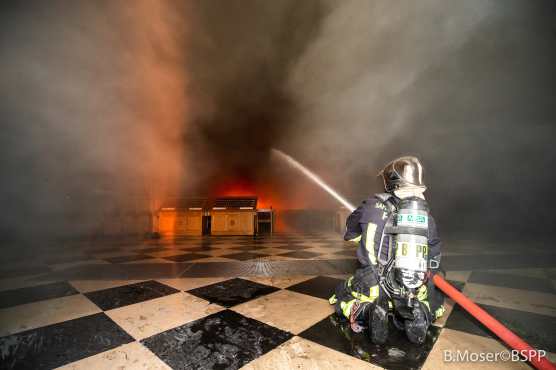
[433,274,556,370]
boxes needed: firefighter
[329,156,445,344]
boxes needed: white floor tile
[57,341,171,370]
[69,279,147,293]
[241,336,378,370]
[232,290,334,335]
[0,294,101,336]
[242,275,316,289]
[105,292,224,340]
[156,277,229,291]
[422,328,531,370]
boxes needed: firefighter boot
[404,302,431,344]
[369,297,389,344]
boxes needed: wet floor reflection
[141,309,292,370]
[187,278,279,307]
[299,314,441,370]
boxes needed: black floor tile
[468,271,555,294]
[222,252,268,261]
[251,239,274,245]
[103,254,154,264]
[299,314,440,370]
[40,254,92,265]
[180,246,218,253]
[444,303,556,352]
[286,275,343,300]
[229,245,268,251]
[279,251,322,259]
[0,265,52,279]
[163,253,212,262]
[137,247,171,254]
[86,246,124,254]
[0,281,79,309]
[0,313,134,370]
[84,280,179,310]
[187,278,279,307]
[274,245,311,251]
[141,309,292,370]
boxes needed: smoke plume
[1,0,555,241]
[282,0,556,238]
[0,0,189,241]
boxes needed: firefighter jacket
[344,193,442,271]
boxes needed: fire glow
[212,178,278,210]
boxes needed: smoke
[181,1,323,193]
[172,0,328,211]
[285,0,490,168]
[0,0,328,240]
[1,0,554,241]
[0,1,189,241]
[281,0,556,238]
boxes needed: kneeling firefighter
[329,156,446,344]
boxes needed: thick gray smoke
[181,0,324,199]
[0,1,189,242]
[1,0,555,242]
[281,0,556,238]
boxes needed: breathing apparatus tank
[394,197,429,287]
[379,196,430,305]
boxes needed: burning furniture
[157,198,207,236]
[256,208,274,235]
[210,197,257,236]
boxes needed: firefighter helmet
[378,156,426,192]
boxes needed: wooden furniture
[157,198,207,236]
[210,197,257,236]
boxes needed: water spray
[272,148,555,370]
[271,148,356,211]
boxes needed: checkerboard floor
[1,233,555,369]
